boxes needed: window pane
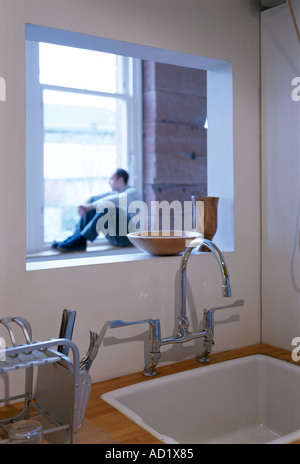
[43,89,126,243]
[39,43,118,93]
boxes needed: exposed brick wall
[143,61,207,229]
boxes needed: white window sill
[26,242,156,271]
[26,239,233,271]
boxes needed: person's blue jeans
[75,208,132,247]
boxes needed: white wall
[261,2,300,349]
[0,0,261,392]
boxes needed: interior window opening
[26,25,234,264]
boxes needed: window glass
[43,90,126,242]
[26,37,141,252]
[39,43,118,93]
[39,43,129,244]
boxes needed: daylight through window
[26,40,142,252]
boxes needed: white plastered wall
[0,0,261,395]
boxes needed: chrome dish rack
[0,312,96,444]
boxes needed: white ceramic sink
[102,355,300,444]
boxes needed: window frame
[26,28,143,253]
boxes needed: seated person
[53,169,141,252]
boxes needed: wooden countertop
[85,343,300,444]
[0,344,299,444]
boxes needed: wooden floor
[1,344,299,444]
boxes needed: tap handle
[203,299,244,333]
[206,299,244,315]
[110,319,158,329]
[110,319,161,349]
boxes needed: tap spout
[180,238,231,327]
[202,239,231,298]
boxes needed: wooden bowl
[127,231,202,256]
